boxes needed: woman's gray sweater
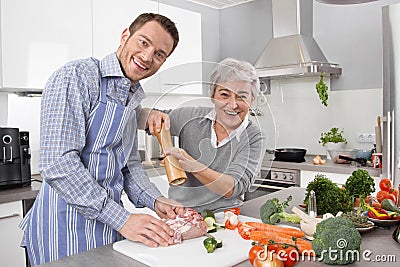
[166,106,265,212]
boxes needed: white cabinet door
[153,3,203,95]
[0,201,25,267]
[92,0,157,59]
[1,0,92,89]
[92,0,203,95]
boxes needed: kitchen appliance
[382,3,400,187]
[254,0,342,82]
[0,128,31,189]
[245,167,300,200]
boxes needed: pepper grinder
[308,190,318,218]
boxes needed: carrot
[249,230,315,255]
[245,222,305,238]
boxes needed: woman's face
[212,80,255,132]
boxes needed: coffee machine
[0,127,31,189]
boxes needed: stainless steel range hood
[255,0,342,80]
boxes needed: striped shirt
[38,53,162,231]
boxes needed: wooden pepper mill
[154,123,187,186]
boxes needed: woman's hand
[164,147,206,173]
[138,108,170,135]
[154,196,185,219]
[119,213,174,247]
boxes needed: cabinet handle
[0,213,20,220]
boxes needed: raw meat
[164,208,208,244]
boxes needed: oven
[244,167,300,201]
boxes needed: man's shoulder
[63,57,99,73]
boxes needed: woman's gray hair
[209,58,261,98]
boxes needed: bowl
[368,217,400,228]
[328,149,358,163]
[356,149,372,160]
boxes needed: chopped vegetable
[201,209,224,232]
[203,237,218,253]
[224,207,240,216]
[260,196,300,225]
[312,217,361,265]
[316,73,329,107]
[223,209,239,230]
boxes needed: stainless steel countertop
[37,187,400,267]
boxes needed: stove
[244,167,301,200]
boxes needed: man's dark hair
[129,13,179,56]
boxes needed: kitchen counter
[37,187,400,267]
[0,165,166,206]
[262,154,382,177]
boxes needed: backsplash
[3,78,382,173]
[258,77,382,156]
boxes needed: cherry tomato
[379,178,393,192]
[225,219,237,230]
[249,245,264,265]
[224,207,241,216]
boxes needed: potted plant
[319,127,348,159]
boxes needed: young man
[19,13,183,265]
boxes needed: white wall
[6,94,41,173]
[258,77,382,155]
[0,93,7,125]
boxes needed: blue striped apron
[20,78,137,265]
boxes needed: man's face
[117,21,174,82]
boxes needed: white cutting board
[113,213,261,267]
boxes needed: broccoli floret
[260,196,300,225]
[312,217,361,265]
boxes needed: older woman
[144,58,265,212]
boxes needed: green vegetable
[304,174,353,215]
[344,169,375,198]
[381,199,400,214]
[341,211,372,228]
[260,195,300,225]
[201,209,215,219]
[203,237,218,253]
[201,210,225,232]
[312,217,361,265]
[319,127,347,146]
[316,73,329,107]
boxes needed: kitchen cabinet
[0,0,92,90]
[0,201,25,267]
[92,0,203,95]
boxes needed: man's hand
[138,108,170,135]
[154,196,185,219]
[164,147,206,173]
[119,213,174,247]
